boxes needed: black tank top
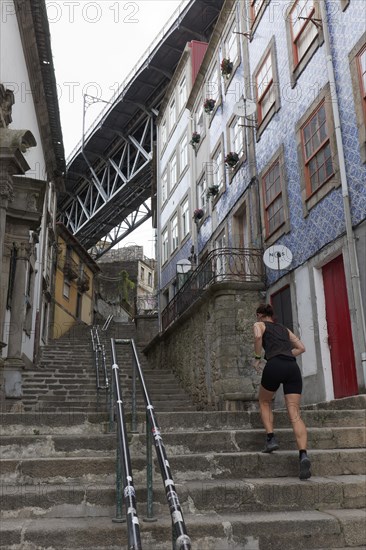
[262,321,294,360]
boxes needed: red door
[322,255,358,398]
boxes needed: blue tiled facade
[157,0,366,401]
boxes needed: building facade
[0,1,65,401]
[155,0,366,406]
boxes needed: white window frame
[181,197,190,239]
[161,169,168,205]
[178,75,187,113]
[197,173,207,210]
[169,98,176,132]
[162,228,168,264]
[212,146,224,190]
[179,134,188,174]
[161,118,167,150]
[169,153,177,189]
[229,116,245,158]
[171,214,179,252]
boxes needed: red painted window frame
[261,158,284,237]
[289,0,316,68]
[301,100,334,198]
[250,0,266,26]
[255,51,273,124]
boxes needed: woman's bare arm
[288,329,306,357]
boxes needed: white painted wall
[0,1,47,177]
[313,265,334,401]
[294,266,317,377]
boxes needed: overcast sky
[49,0,185,258]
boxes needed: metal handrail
[114,338,192,550]
[162,247,264,331]
[90,326,109,391]
[102,314,114,331]
[110,339,142,549]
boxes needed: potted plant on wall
[190,132,201,148]
[193,208,204,222]
[207,184,219,198]
[221,58,233,78]
[203,98,216,114]
[225,151,240,168]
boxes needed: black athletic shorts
[261,355,303,395]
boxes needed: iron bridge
[58,0,224,259]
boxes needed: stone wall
[144,282,264,411]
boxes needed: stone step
[1,408,364,433]
[1,509,365,549]
[1,449,365,484]
[1,426,364,459]
[1,475,365,518]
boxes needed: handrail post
[112,428,126,523]
[143,409,156,523]
[131,347,137,433]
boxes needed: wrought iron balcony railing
[58,255,79,280]
[77,270,91,293]
[161,248,264,332]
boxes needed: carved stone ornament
[0,128,37,152]
[0,179,14,203]
[0,84,15,128]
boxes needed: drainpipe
[320,0,366,381]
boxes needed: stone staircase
[0,322,365,549]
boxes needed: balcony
[161,248,264,332]
[58,255,79,280]
[77,271,90,293]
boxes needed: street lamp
[176,259,192,289]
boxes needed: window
[250,0,267,25]
[178,76,187,113]
[148,272,153,287]
[224,21,239,67]
[169,99,176,131]
[253,38,280,135]
[271,286,293,331]
[140,266,145,282]
[228,116,245,159]
[296,84,340,214]
[179,134,188,173]
[197,174,207,209]
[171,214,178,252]
[286,0,323,85]
[63,278,71,299]
[206,64,220,102]
[196,102,204,136]
[262,160,284,236]
[301,102,334,196]
[169,153,177,189]
[181,197,190,238]
[212,146,224,190]
[162,228,168,264]
[161,170,168,205]
[349,35,366,163]
[161,118,167,150]
[259,146,290,241]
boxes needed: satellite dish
[233,98,256,118]
[263,245,293,270]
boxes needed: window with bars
[171,214,179,252]
[301,102,334,197]
[262,160,284,236]
[181,197,190,238]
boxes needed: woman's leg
[284,393,307,450]
[259,385,276,433]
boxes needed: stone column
[4,241,32,397]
